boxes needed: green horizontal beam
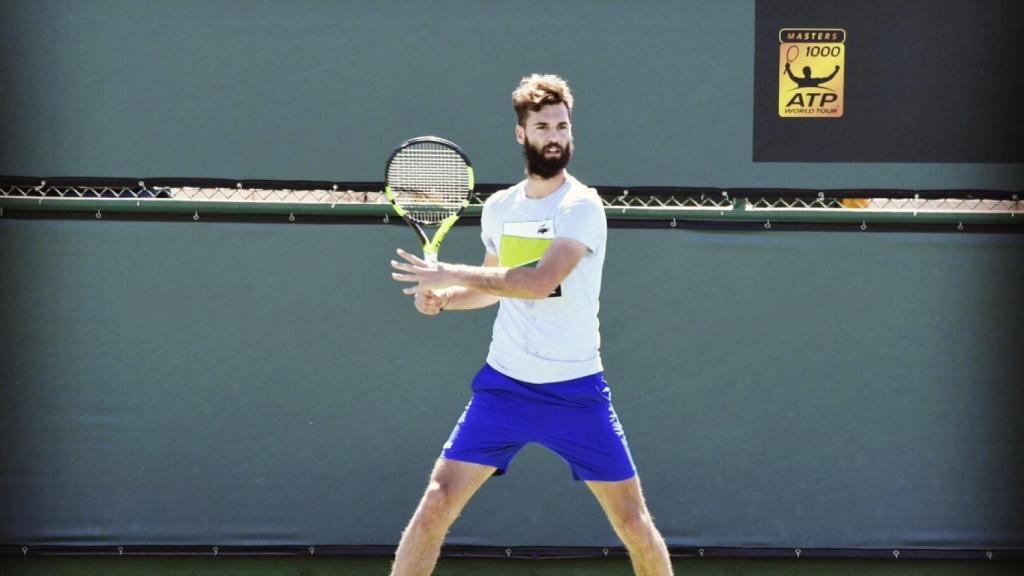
[0,197,1019,227]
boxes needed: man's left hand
[391,248,456,295]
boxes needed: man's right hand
[414,291,448,316]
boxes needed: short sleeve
[480,199,498,255]
[554,195,606,253]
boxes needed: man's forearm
[444,263,556,300]
[436,285,500,310]
[391,242,582,301]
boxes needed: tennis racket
[384,136,475,265]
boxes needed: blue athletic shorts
[441,363,637,482]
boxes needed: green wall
[1,218,1021,551]
[1,0,1022,556]
[0,0,1021,189]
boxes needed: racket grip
[422,251,439,299]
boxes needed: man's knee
[614,508,660,547]
[410,481,459,535]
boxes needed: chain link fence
[1,179,1020,223]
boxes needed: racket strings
[387,143,470,224]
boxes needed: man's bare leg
[587,476,674,576]
[390,458,496,576]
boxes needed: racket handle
[422,251,439,299]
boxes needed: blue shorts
[442,364,637,482]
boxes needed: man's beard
[523,136,572,179]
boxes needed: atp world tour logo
[778,28,846,117]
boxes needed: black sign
[753,0,1024,162]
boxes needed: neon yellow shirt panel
[499,220,555,268]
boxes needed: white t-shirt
[480,174,606,383]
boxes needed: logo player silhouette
[784,62,840,89]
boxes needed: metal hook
[602,548,609,557]
[956,222,964,231]
[795,549,802,558]
[95,210,102,220]
[288,213,295,222]
[892,550,900,559]
[309,546,316,556]
[764,220,771,229]
[860,221,867,231]
[383,213,390,223]
[670,217,677,228]
[193,211,200,222]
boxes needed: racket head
[384,136,475,229]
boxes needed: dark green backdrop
[1,0,1023,558]
[1,219,1021,551]
[1,0,1021,189]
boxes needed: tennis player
[389,73,674,576]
